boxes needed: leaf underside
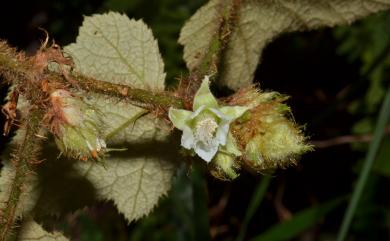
[17,219,69,241]
[179,0,390,90]
[65,12,177,222]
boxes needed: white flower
[169,76,249,162]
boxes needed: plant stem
[0,41,184,111]
[66,74,184,109]
[189,0,242,90]
[0,109,44,241]
[336,85,390,241]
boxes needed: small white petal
[215,121,230,146]
[194,140,219,162]
[181,126,195,149]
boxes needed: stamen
[195,117,218,145]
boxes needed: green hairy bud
[48,89,106,161]
[210,132,242,180]
[230,87,312,171]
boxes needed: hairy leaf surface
[180,0,390,90]
[66,12,165,90]
[18,220,68,241]
[65,12,176,222]
[75,148,176,221]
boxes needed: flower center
[194,117,218,145]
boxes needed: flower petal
[193,76,219,110]
[215,121,229,146]
[181,126,195,149]
[194,140,219,162]
[169,108,192,130]
[219,106,249,121]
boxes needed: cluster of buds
[169,76,311,180]
[229,87,312,172]
[47,89,107,161]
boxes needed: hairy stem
[0,41,184,111]
[197,0,241,81]
[0,109,44,241]
[58,73,184,109]
[179,0,242,102]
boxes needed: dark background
[1,1,390,241]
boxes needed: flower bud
[229,87,312,171]
[210,132,241,180]
[211,152,239,180]
[48,89,106,161]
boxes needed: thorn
[38,27,49,50]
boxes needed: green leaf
[64,12,177,222]
[250,197,346,241]
[85,93,169,145]
[17,219,69,241]
[180,0,390,90]
[65,12,165,90]
[337,85,390,241]
[65,12,169,145]
[75,147,176,222]
[373,136,390,177]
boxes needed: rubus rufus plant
[1,1,390,240]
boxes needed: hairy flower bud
[48,89,106,161]
[229,87,312,171]
[210,132,242,180]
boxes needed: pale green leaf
[65,12,165,90]
[18,219,68,241]
[86,92,169,145]
[65,12,169,145]
[64,12,177,222]
[180,0,390,90]
[74,148,176,222]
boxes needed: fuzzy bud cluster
[169,79,312,180]
[229,87,312,172]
